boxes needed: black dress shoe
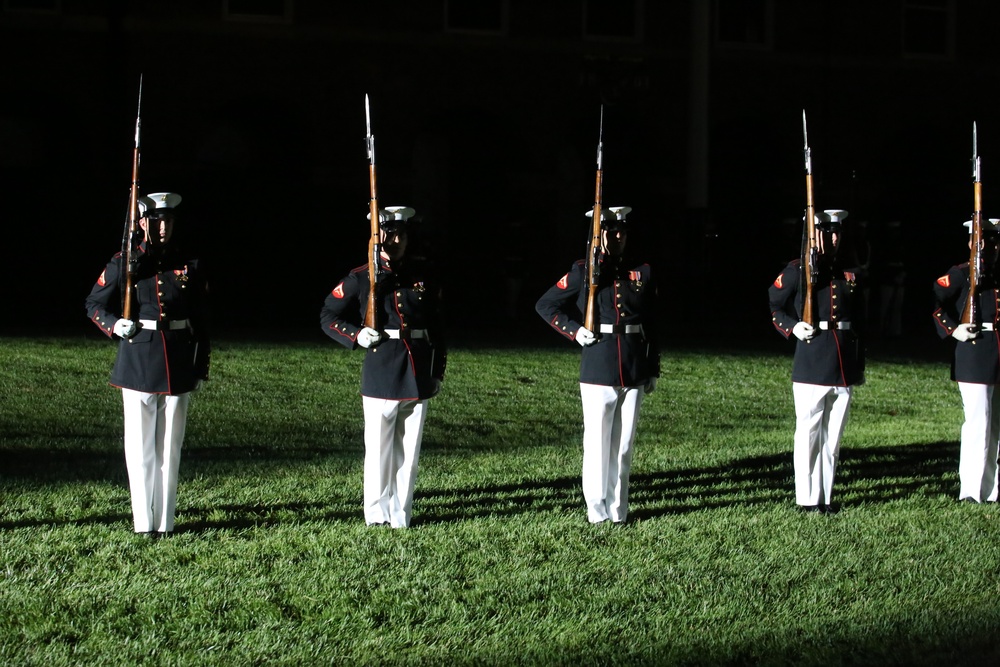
[822,504,839,515]
[798,505,822,514]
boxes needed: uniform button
[158,280,164,285]
[158,292,164,297]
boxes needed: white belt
[981,323,995,331]
[599,324,643,334]
[140,319,189,331]
[383,328,427,340]
[817,321,850,330]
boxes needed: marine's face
[140,213,175,246]
[381,227,408,261]
[602,228,627,257]
[818,229,839,258]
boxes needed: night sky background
[4,1,1000,354]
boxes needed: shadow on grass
[417,441,960,525]
[0,439,960,531]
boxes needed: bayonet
[596,105,604,172]
[134,74,143,150]
[365,93,375,166]
[973,121,980,182]
[803,109,812,176]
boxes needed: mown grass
[1,335,998,666]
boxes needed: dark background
[3,0,1000,352]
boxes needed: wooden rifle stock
[366,167,380,330]
[364,94,380,331]
[121,76,142,321]
[123,146,140,320]
[584,174,602,332]
[583,106,604,333]
[800,110,818,328]
[962,183,983,325]
[962,125,983,326]
[802,173,817,327]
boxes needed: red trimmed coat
[320,257,446,401]
[535,255,659,387]
[768,259,865,386]
[933,263,1000,384]
[85,244,210,395]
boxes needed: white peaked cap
[138,192,182,215]
[608,206,632,222]
[965,219,1000,232]
[584,209,614,222]
[368,206,416,222]
[821,209,849,223]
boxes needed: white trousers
[792,383,852,507]
[579,383,644,524]
[362,397,427,528]
[121,389,190,533]
[957,382,1000,503]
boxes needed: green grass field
[1,335,998,666]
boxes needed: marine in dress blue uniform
[768,209,865,513]
[320,207,446,528]
[85,192,210,536]
[932,219,1000,504]
[535,206,659,524]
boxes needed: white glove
[952,323,979,342]
[575,326,597,347]
[357,327,382,349]
[792,321,816,342]
[644,377,657,395]
[113,318,137,339]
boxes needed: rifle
[800,110,819,327]
[962,121,983,326]
[364,94,381,331]
[583,105,604,333]
[120,75,143,320]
